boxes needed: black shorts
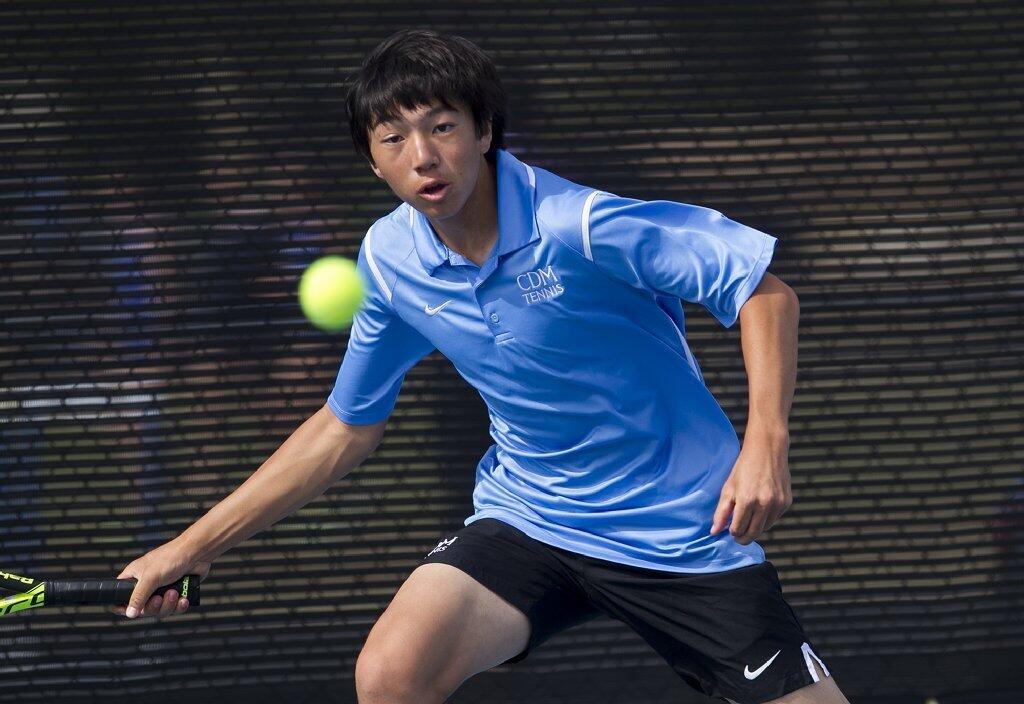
[421,517,832,704]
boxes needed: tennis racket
[0,568,201,616]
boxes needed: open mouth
[419,182,449,199]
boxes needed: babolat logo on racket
[0,571,33,585]
[180,576,189,598]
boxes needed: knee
[354,646,446,704]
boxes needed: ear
[478,119,493,155]
[370,161,383,180]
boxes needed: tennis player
[333,29,851,704]
[114,28,850,704]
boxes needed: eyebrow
[379,105,454,128]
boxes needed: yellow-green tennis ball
[298,255,365,331]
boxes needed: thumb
[109,564,136,616]
[710,493,734,536]
[123,571,157,619]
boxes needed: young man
[113,28,848,704]
[334,28,850,704]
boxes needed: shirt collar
[411,148,540,275]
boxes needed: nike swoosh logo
[424,299,454,316]
[744,649,781,680]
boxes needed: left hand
[710,432,793,545]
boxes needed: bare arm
[116,404,385,618]
[176,403,385,563]
[711,272,799,544]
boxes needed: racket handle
[47,574,201,607]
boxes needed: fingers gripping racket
[0,569,201,616]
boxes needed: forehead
[374,99,464,129]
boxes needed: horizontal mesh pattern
[2,1,1022,702]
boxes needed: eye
[380,123,453,144]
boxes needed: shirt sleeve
[326,232,435,425]
[584,192,778,328]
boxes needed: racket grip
[47,574,201,607]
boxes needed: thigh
[359,561,531,697]
[582,558,834,704]
[421,518,601,665]
[359,518,600,698]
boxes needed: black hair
[344,29,508,167]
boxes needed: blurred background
[1,1,1021,702]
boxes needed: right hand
[109,540,211,619]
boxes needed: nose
[409,133,439,171]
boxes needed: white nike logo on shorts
[744,649,781,680]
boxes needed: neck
[427,158,498,264]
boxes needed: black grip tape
[48,574,201,607]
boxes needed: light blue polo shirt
[328,148,777,573]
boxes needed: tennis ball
[298,255,365,332]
